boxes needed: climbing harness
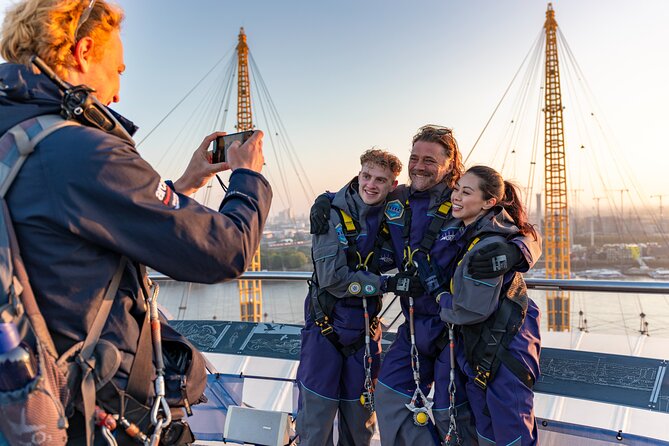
[399,199,453,426]
[309,204,389,413]
[147,280,172,446]
[354,250,376,413]
[360,295,375,412]
[94,406,118,446]
[442,323,461,446]
[310,206,386,358]
[404,293,433,426]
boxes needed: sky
[1,0,668,220]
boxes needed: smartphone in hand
[212,131,254,163]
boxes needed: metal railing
[148,271,669,294]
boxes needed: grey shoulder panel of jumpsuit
[442,235,507,326]
[312,208,384,298]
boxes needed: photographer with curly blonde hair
[0,1,271,444]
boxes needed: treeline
[261,246,313,271]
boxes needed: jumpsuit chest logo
[384,199,404,221]
[439,226,460,242]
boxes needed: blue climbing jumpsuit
[374,183,541,446]
[439,208,541,446]
[296,179,395,446]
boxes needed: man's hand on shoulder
[310,193,332,235]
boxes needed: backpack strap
[0,115,78,196]
[124,263,156,406]
[0,115,80,358]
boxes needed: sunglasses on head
[74,0,96,39]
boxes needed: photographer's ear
[72,36,96,73]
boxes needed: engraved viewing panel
[170,320,669,413]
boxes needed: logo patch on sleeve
[335,224,348,246]
[363,284,377,295]
[384,199,404,221]
[348,282,362,295]
[155,180,180,209]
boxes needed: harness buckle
[474,365,491,390]
[370,316,379,332]
[319,324,334,336]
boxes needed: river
[156,276,669,340]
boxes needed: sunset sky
[1,0,667,219]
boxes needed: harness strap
[337,208,357,234]
[318,316,380,357]
[79,257,128,446]
[497,347,535,389]
[402,199,452,294]
[334,207,361,270]
[418,201,452,253]
[472,298,512,390]
[124,264,156,407]
[0,116,80,360]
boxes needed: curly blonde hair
[0,0,124,77]
[360,148,403,178]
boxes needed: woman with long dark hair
[439,165,541,445]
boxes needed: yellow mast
[543,4,571,331]
[236,27,263,322]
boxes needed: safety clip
[405,387,433,426]
[360,390,375,412]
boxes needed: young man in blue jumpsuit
[442,166,541,445]
[297,149,410,446]
[0,1,271,443]
[311,126,541,445]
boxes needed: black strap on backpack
[125,263,156,406]
[76,258,127,446]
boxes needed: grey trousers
[296,384,376,446]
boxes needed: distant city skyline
[1,0,667,218]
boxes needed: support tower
[236,28,263,322]
[543,4,571,331]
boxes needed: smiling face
[408,140,451,191]
[358,162,398,205]
[451,172,497,225]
